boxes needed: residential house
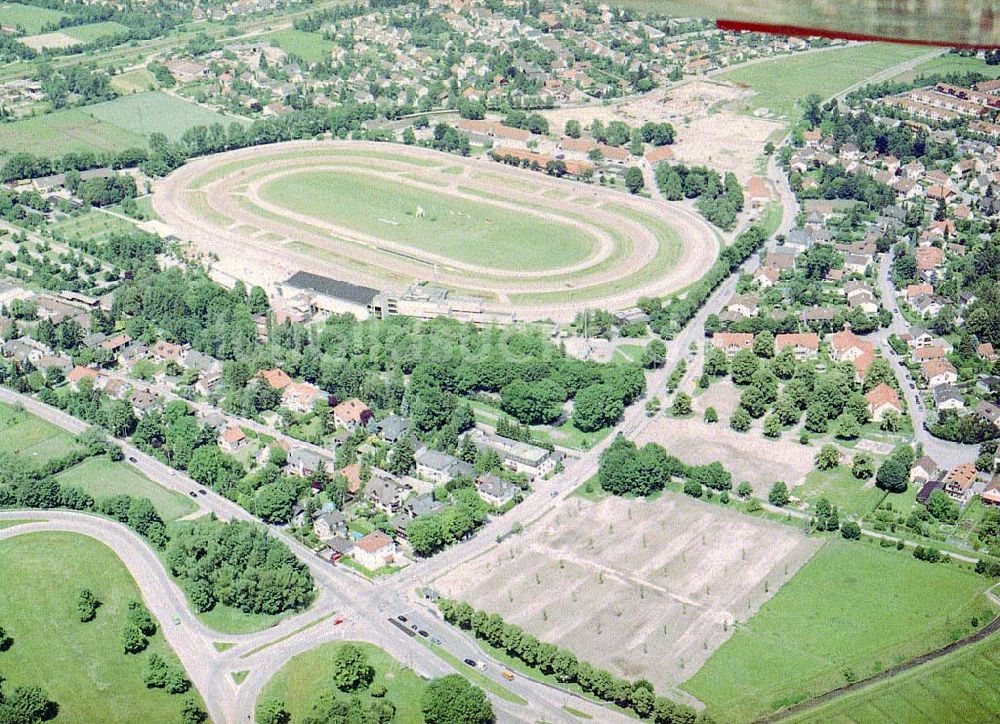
[911,455,940,483]
[67,365,100,390]
[403,493,445,520]
[974,400,1000,428]
[865,383,902,421]
[332,398,374,429]
[282,382,325,413]
[933,384,965,411]
[287,447,335,477]
[259,368,293,390]
[337,463,363,500]
[725,294,759,319]
[218,426,248,453]
[130,389,159,418]
[921,358,958,388]
[367,469,407,514]
[414,448,474,484]
[377,414,409,443]
[710,332,754,357]
[314,510,347,541]
[827,330,875,362]
[465,429,556,480]
[475,472,518,507]
[352,530,397,571]
[943,463,979,505]
[774,332,819,359]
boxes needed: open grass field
[83,91,249,141]
[153,141,719,321]
[0,532,203,722]
[62,20,128,43]
[0,2,66,33]
[434,492,820,694]
[0,401,81,469]
[55,455,198,522]
[258,641,426,723]
[0,108,147,157]
[49,208,141,243]
[110,68,158,95]
[795,465,885,518]
[260,169,597,271]
[888,52,1000,85]
[262,28,334,65]
[719,44,930,120]
[681,539,995,721]
[786,632,1000,724]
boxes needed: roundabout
[153,140,720,321]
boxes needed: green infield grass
[258,641,426,723]
[682,539,995,720]
[257,168,598,271]
[0,532,204,722]
[55,455,198,522]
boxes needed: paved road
[873,254,976,469]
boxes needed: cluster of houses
[880,81,1000,125]
[912,456,1000,509]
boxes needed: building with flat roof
[370,283,514,326]
[279,271,378,320]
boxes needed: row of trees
[654,162,744,229]
[598,435,732,498]
[437,599,704,723]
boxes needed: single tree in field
[76,588,100,623]
[671,392,691,417]
[875,457,909,494]
[332,643,374,692]
[624,166,644,194]
[815,444,840,470]
[768,481,790,507]
[421,675,493,724]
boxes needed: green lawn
[0,2,66,33]
[83,91,249,142]
[0,401,81,468]
[110,68,158,95]
[682,539,995,721]
[55,455,197,522]
[0,108,147,157]
[258,169,598,271]
[795,466,885,518]
[62,21,128,43]
[787,632,1000,723]
[258,641,427,723]
[889,52,1000,85]
[0,532,203,722]
[719,44,930,120]
[263,28,334,65]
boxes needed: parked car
[128,457,137,463]
[397,615,407,622]
[431,636,442,645]
[463,658,477,667]
[198,489,207,495]
[501,670,515,681]
[188,491,197,498]
[411,624,418,631]
[418,630,429,637]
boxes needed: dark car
[397,615,407,622]
[128,457,137,463]
[418,630,429,637]
[188,491,197,498]
[198,489,207,495]
[411,624,418,631]
[463,658,477,667]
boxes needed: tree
[421,675,493,724]
[768,481,790,507]
[624,166,644,194]
[753,331,775,359]
[704,406,718,423]
[333,643,374,692]
[737,481,753,498]
[834,413,862,440]
[852,452,875,480]
[763,415,782,438]
[841,521,861,540]
[730,406,751,432]
[730,348,759,385]
[122,623,148,654]
[573,384,624,432]
[180,698,207,724]
[704,346,728,377]
[876,457,909,494]
[641,339,666,369]
[387,436,416,475]
[76,588,100,622]
[815,444,840,470]
[927,490,960,523]
[256,697,290,724]
[408,514,445,557]
[565,119,581,138]
[671,393,691,417]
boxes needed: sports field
[0,532,203,722]
[262,28,334,65]
[55,456,198,522]
[153,141,719,321]
[258,641,426,723]
[0,2,66,33]
[787,632,1000,723]
[682,539,995,721]
[719,43,930,120]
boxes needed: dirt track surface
[152,140,720,322]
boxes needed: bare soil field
[434,494,820,695]
[542,81,781,183]
[21,31,78,49]
[636,411,815,494]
